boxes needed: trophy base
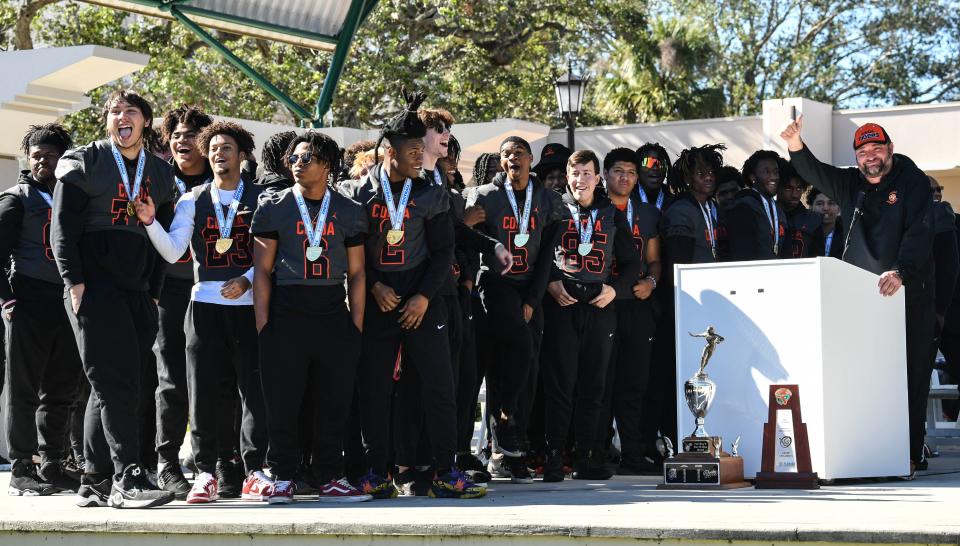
[656,452,751,490]
[754,471,820,489]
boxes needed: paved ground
[1,447,959,544]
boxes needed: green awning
[79,0,378,126]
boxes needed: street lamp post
[554,60,587,150]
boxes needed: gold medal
[386,229,404,245]
[126,201,136,217]
[215,237,233,254]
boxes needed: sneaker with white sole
[318,477,372,503]
[241,470,274,500]
[186,472,218,504]
[267,480,295,504]
[107,464,175,509]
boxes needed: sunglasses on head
[641,157,664,170]
[287,152,313,166]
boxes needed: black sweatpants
[600,298,656,462]
[642,303,678,451]
[456,285,480,452]
[360,297,456,474]
[541,297,616,455]
[185,301,265,475]
[74,281,158,476]
[3,274,83,462]
[154,277,191,468]
[394,293,461,467]
[480,278,543,424]
[905,299,937,463]
[260,290,360,481]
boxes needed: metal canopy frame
[84,0,378,127]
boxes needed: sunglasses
[641,157,664,170]
[287,152,313,166]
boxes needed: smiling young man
[783,118,935,476]
[0,124,83,496]
[466,136,563,482]
[724,150,788,261]
[135,121,268,504]
[540,150,641,482]
[152,105,214,499]
[52,90,176,508]
[341,89,484,499]
[598,148,662,475]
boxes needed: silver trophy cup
[684,373,717,438]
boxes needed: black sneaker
[293,465,319,496]
[456,452,492,483]
[38,460,80,493]
[506,457,533,484]
[62,456,84,482]
[573,453,614,480]
[8,459,56,496]
[394,467,432,496]
[108,464,175,509]
[157,464,192,501]
[543,450,565,483]
[490,415,524,457]
[75,475,111,507]
[216,457,244,499]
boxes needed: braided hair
[374,86,427,164]
[21,123,73,155]
[472,152,499,186]
[261,131,297,176]
[667,144,726,196]
[283,130,342,182]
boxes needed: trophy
[658,327,750,490]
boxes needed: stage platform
[2,448,960,546]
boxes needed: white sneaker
[186,472,218,504]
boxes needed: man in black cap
[783,117,935,476]
[533,143,571,193]
[342,88,485,499]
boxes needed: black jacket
[789,145,934,304]
[724,188,788,261]
[784,205,824,258]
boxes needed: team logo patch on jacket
[886,191,898,205]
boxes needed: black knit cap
[375,86,427,163]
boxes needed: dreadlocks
[261,131,297,176]
[374,86,427,164]
[667,143,726,196]
[472,153,499,186]
[20,123,73,155]
[283,131,342,182]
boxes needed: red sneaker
[186,472,218,504]
[318,478,372,503]
[267,480,295,504]
[241,470,273,501]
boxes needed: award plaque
[658,327,750,490]
[754,384,819,489]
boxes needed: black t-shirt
[189,181,260,283]
[251,187,367,286]
[611,193,659,282]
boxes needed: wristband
[644,275,657,290]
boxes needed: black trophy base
[754,471,820,489]
[656,452,751,490]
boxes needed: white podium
[674,257,909,480]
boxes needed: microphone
[841,191,866,260]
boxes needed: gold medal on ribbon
[386,229,404,245]
[215,237,233,254]
[127,201,136,217]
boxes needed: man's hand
[878,270,903,297]
[548,280,577,306]
[221,276,252,299]
[134,195,156,225]
[398,294,429,329]
[632,278,655,300]
[463,205,486,227]
[371,282,401,312]
[494,243,514,275]
[590,284,616,308]
[69,283,85,314]
[522,303,534,323]
[780,114,804,152]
